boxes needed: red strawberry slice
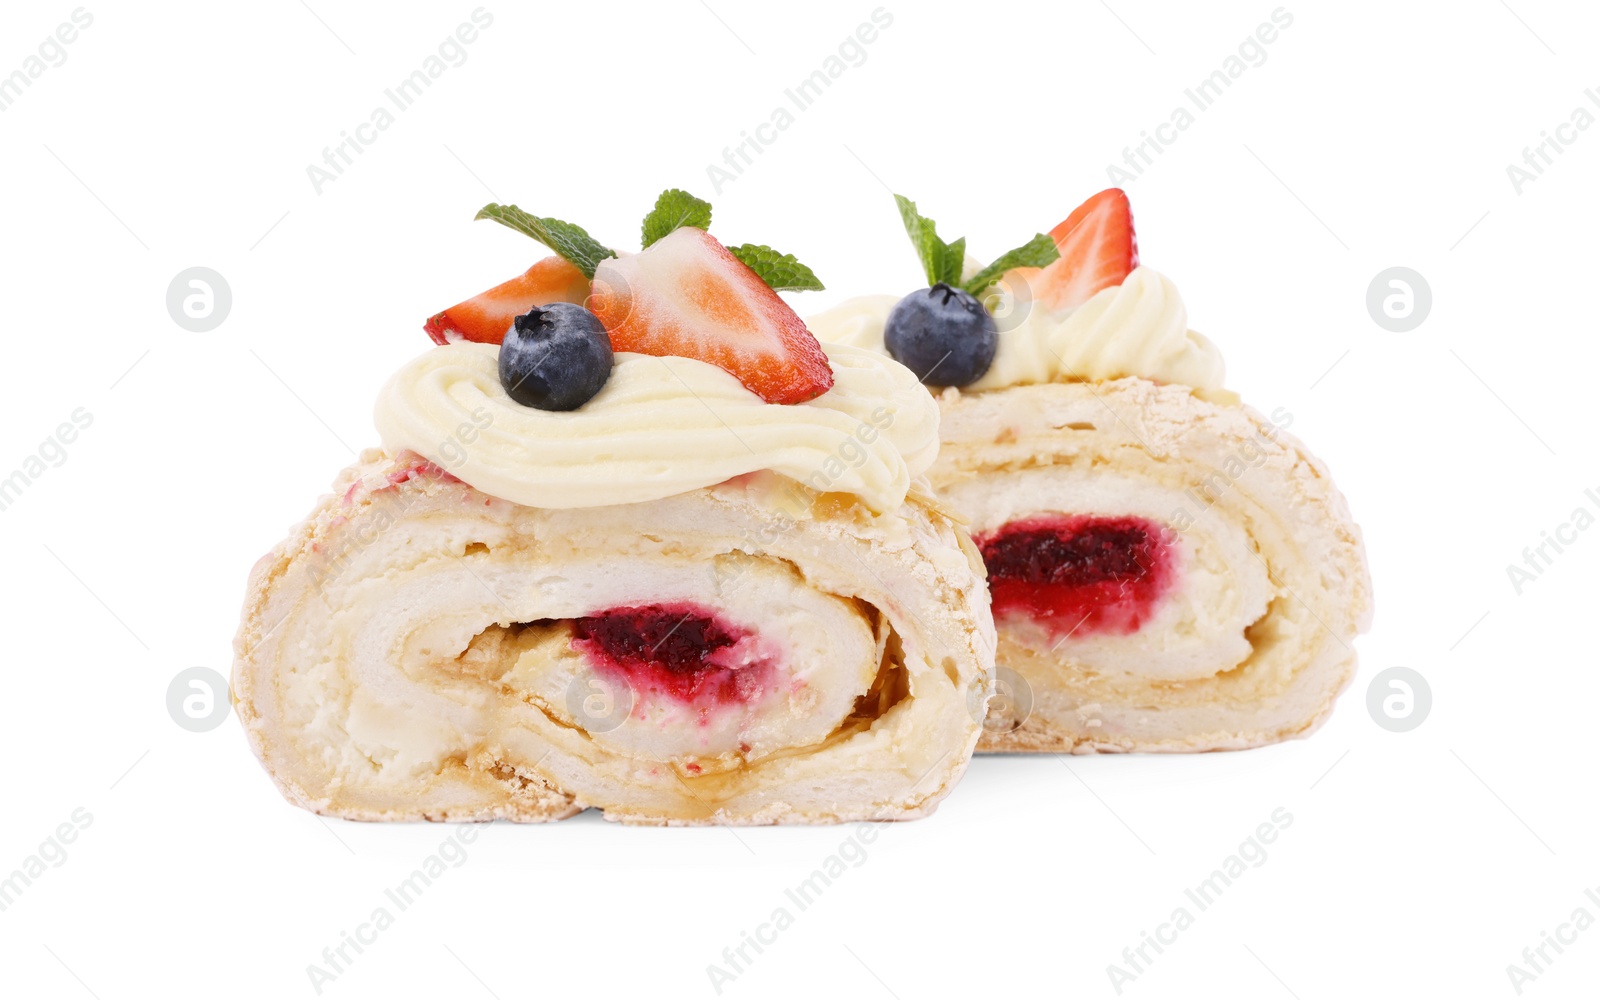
[423,255,590,345]
[589,228,833,404]
[1029,188,1139,312]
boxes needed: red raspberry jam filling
[571,603,776,709]
[975,514,1177,639]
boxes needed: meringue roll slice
[932,377,1371,751]
[233,342,995,824]
[809,189,1372,753]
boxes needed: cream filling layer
[944,467,1271,684]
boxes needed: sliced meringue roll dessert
[233,190,995,824]
[809,189,1372,753]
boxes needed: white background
[2,0,1597,997]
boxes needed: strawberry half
[423,255,590,345]
[589,228,833,404]
[1029,188,1138,312]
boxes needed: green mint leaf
[641,189,714,248]
[726,244,825,291]
[895,194,968,288]
[940,236,967,287]
[895,194,946,286]
[962,233,1060,296]
[474,203,614,278]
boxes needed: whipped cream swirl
[374,341,940,514]
[807,266,1229,398]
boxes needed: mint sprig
[474,203,615,278]
[895,194,965,287]
[642,189,713,248]
[471,190,824,292]
[726,244,825,291]
[636,187,824,291]
[961,233,1059,296]
[893,193,1060,297]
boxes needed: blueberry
[883,283,997,387]
[498,303,613,411]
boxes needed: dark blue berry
[498,303,613,411]
[883,283,997,387]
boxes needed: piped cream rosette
[232,342,995,824]
[810,269,1372,753]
